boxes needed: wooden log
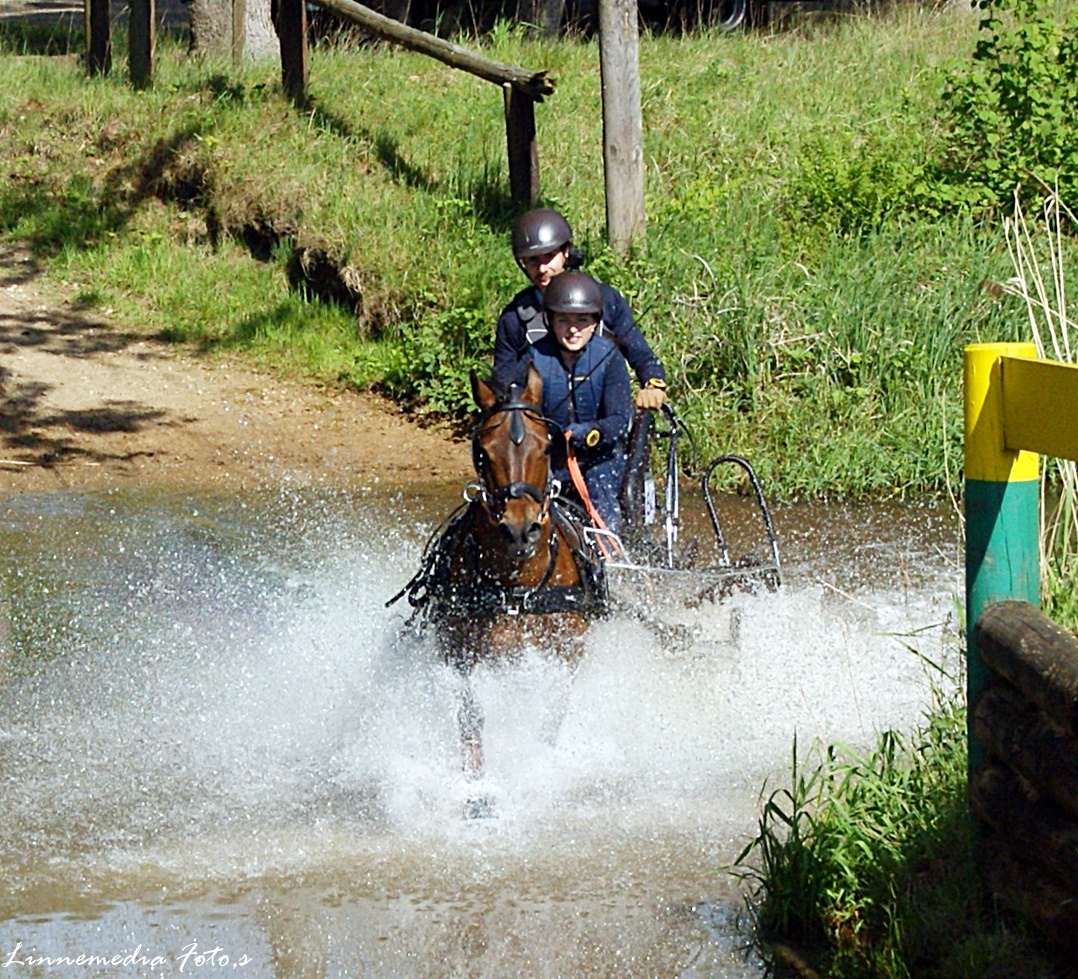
[598,0,646,257]
[972,679,1078,821]
[976,600,1078,736]
[308,0,555,101]
[277,0,309,104]
[129,0,156,89]
[970,761,1078,894]
[980,828,1078,955]
[504,83,539,206]
[85,0,112,76]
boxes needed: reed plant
[1000,194,1078,626]
[732,665,1067,978]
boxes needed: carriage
[590,400,781,609]
[386,376,782,791]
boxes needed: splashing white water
[0,487,961,977]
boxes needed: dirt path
[0,242,471,497]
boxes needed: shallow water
[0,484,962,977]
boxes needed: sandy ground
[0,242,472,498]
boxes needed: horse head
[470,366,552,562]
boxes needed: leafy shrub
[381,296,493,415]
[786,133,928,239]
[937,0,1078,213]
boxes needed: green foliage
[937,0,1078,212]
[0,6,1050,498]
[382,296,493,414]
[785,133,928,239]
[733,678,1064,978]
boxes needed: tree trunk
[191,0,280,62]
[515,0,566,34]
[598,0,646,257]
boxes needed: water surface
[0,485,962,977]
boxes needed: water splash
[0,486,960,977]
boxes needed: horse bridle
[470,395,556,522]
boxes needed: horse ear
[471,369,497,412]
[523,364,543,404]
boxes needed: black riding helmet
[543,271,603,316]
[511,208,573,260]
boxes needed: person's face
[550,310,598,353]
[520,246,569,291]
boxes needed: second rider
[491,208,668,412]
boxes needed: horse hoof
[463,795,496,820]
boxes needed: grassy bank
[733,679,1073,979]
[0,5,1074,498]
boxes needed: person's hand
[635,385,667,411]
[565,424,600,448]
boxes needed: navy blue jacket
[527,333,632,453]
[493,282,665,392]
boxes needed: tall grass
[1001,194,1078,626]
[733,660,1068,978]
[0,6,1054,497]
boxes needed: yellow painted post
[965,342,1040,772]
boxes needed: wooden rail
[971,601,1078,954]
[303,0,555,101]
[294,0,551,204]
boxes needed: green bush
[937,0,1078,213]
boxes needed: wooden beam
[277,0,309,104]
[598,0,646,258]
[85,0,112,76]
[1002,353,1078,463]
[129,0,156,89]
[972,679,1078,820]
[308,0,555,101]
[232,0,247,65]
[504,83,539,207]
[976,600,1078,737]
[971,762,1078,896]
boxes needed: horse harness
[387,395,609,622]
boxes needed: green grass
[0,6,1075,498]
[732,675,1070,978]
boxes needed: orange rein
[564,437,622,560]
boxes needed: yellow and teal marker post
[964,342,1040,772]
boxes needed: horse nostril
[525,522,542,545]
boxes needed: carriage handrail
[700,455,782,583]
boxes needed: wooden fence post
[964,342,1040,771]
[129,0,156,89]
[233,0,247,65]
[85,0,112,76]
[277,0,309,104]
[598,0,646,257]
[504,84,539,207]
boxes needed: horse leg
[539,637,583,746]
[457,677,484,780]
[457,677,497,819]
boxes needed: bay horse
[389,366,608,793]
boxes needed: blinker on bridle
[471,394,555,521]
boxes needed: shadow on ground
[0,250,179,471]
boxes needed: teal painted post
[964,344,1040,773]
